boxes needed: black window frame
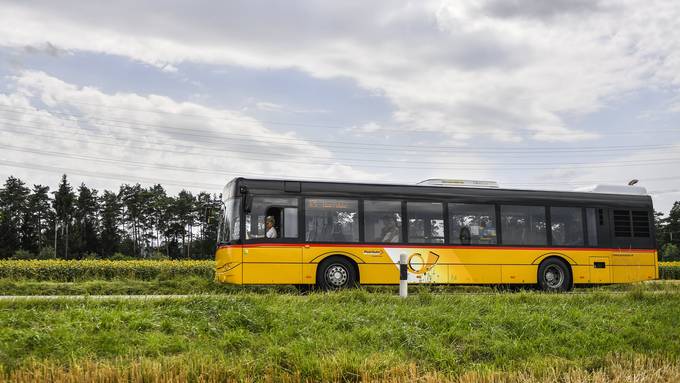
[447,202,499,246]
[303,197,362,244]
[405,200,446,244]
[548,206,586,248]
[230,177,655,250]
[244,195,301,244]
[499,204,549,247]
[362,199,404,244]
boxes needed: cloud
[1,1,678,145]
[348,122,382,134]
[480,0,610,21]
[255,102,283,112]
[0,71,380,193]
[23,41,68,57]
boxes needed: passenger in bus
[265,216,278,239]
[381,216,401,243]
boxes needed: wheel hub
[544,265,564,288]
[326,264,348,287]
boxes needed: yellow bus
[215,178,658,292]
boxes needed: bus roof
[229,177,653,210]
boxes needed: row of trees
[1,174,679,261]
[657,202,680,261]
[0,175,219,260]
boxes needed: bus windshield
[217,198,240,244]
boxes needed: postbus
[215,177,658,291]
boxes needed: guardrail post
[399,253,408,298]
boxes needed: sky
[0,0,679,213]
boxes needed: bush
[109,252,133,261]
[661,243,680,262]
[82,252,99,260]
[0,260,214,281]
[37,247,56,260]
[148,251,169,261]
[11,250,34,260]
[659,262,680,279]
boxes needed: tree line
[1,174,680,261]
[657,202,680,261]
[0,175,220,260]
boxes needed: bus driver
[265,216,278,239]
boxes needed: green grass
[1,288,679,381]
[0,276,240,295]
[2,276,679,296]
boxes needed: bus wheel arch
[537,256,573,292]
[315,255,360,290]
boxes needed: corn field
[0,260,214,281]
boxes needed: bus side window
[283,207,298,238]
[586,208,598,246]
[407,202,444,244]
[245,197,298,241]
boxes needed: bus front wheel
[538,258,573,292]
[316,256,358,290]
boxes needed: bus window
[550,207,584,246]
[364,200,402,243]
[217,198,240,244]
[305,199,359,242]
[586,208,598,246]
[500,205,547,246]
[449,203,496,245]
[407,202,444,243]
[245,197,298,240]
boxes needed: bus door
[242,198,302,284]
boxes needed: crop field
[1,260,680,382]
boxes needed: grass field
[1,286,680,382]
[1,260,680,382]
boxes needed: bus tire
[538,257,572,292]
[316,256,358,290]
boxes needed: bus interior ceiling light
[417,179,500,188]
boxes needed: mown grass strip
[0,290,679,381]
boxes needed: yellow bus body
[216,244,658,285]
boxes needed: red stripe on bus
[217,243,656,252]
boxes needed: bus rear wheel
[316,256,357,291]
[538,258,572,292]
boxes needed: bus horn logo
[407,251,440,275]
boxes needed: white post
[399,253,408,298]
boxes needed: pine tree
[147,184,168,251]
[52,175,76,259]
[668,202,680,248]
[23,184,52,254]
[176,190,196,259]
[99,190,122,258]
[74,183,100,258]
[0,176,30,258]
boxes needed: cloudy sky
[0,0,679,213]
